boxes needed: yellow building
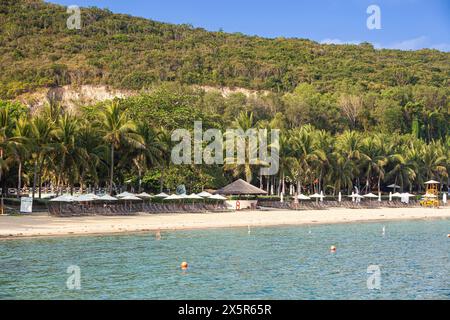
[420,180,440,207]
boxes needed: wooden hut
[216,179,267,210]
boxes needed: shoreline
[0,207,449,240]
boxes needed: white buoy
[382,226,386,236]
[248,225,251,234]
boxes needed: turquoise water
[0,219,449,300]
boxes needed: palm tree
[224,111,259,183]
[421,141,447,184]
[360,135,388,194]
[76,121,108,192]
[386,152,417,192]
[328,151,355,194]
[99,101,142,194]
[335,131,364,191]
[9,118,31,196]
[30,116,55,199]
[0,106,14,192]
[53,114,90,194]
[156,126,172,192]
[290,125,325,193]
[127,122,163,192]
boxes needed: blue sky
[50,0,450,51]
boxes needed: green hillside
[1,0,449,99]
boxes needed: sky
[50,0,450,51]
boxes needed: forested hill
[1,0,449,99]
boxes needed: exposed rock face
[16,85,136,112]
[15,84,271,112]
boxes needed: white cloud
[387,36,427,50]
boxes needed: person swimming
[155,229,161,240]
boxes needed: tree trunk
[138,168,142,193]
[32,160,38,199]
[377,174,381,195]
[17,160,22,198]
[109,143,114,195]
[38,158,43,199]
[160,163,165,193]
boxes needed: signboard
[20,197,33,213]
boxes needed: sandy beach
[0,207,449,239]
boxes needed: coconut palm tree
[335,130,365,191]
[30,116,55,199]
[386,151,417,192]
[224,111,259,183]
[9,118,31,196]
[99,101,142,194]
[53,114,91,194]
[126,122,163,192]
[421,141,447,184]
[360,135,388,193]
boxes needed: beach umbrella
[424,180,440,184]
[197,191,213,198]
[136,192,153,199]
[392,192,402,198]
[389,192,392,201]
[116,191,135,198]
[164,194,183,200]
[209,194,227,200]
[120,195,142,201]
[297,194,311,200]
[99,194,117,201]
[50,195,75,202]
[154,192,169,198]
[75,194,97,202]
[348,194,363,198]
[186,193,203,200]
[387,184,400,192]
[363,193,378,198]
[338,192,342,202]
[363,193,378,202]
[310,193,323,204]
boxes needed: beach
[1,207,449,239]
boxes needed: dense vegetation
[0,85,448,198]
[0,1,448,197]
[1,1,449,97]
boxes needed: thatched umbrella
[215,179,267,196]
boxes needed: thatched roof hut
[215,179,267,196]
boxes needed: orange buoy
[447,234,450,238]
[180,261,188,269]
[330,245,337,252]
